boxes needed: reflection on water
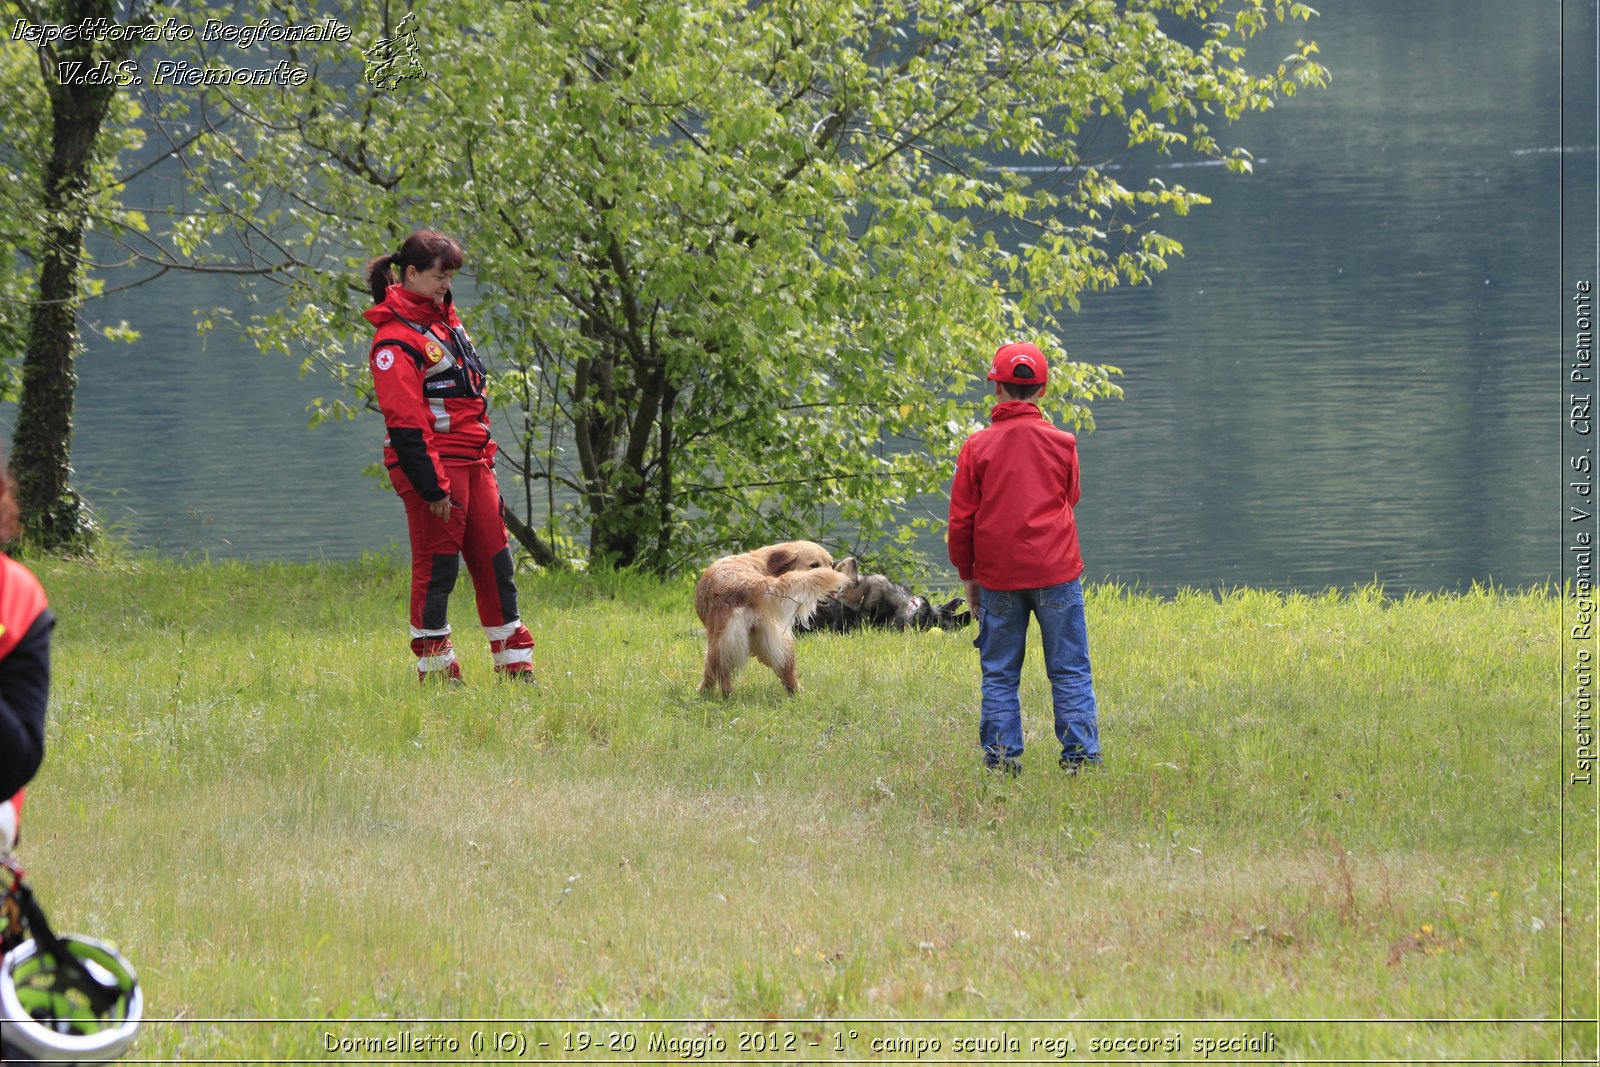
[19,0,1585,593]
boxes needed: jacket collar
[367,283,456,328]
[989,400,1046,423]
[389,283,452,322]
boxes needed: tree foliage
[1,0,150,552]
[169,0,1324,573]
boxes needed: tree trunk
[501,502,561,569]
[10,0,121,553]
[649,382,677,575]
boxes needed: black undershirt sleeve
[0,610,54,798]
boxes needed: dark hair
[1000,382,1044,401]
[364,230,466,303]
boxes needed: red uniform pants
[392,458,531,673]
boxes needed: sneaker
[495,663,537,682]
[984,757,1023,779]
[1058,756,1101,775]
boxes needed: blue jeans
[974,579,1101,764]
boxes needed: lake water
[15,0,1594,594]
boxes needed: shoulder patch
[375,348,396,372]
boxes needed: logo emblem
[375,348,395,371]
[424,340,445,364]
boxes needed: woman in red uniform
[364,231,536,683]
[0,469,52,853]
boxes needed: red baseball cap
[988,342,1048,386]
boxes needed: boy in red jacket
[948,342,1102,776]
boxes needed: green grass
[12,556,1592,1062]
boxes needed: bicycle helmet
[0,934,142,1063]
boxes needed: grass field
[11,556,1593,1062]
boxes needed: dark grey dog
[798,574,971,634]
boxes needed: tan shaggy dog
[695,541,858,695]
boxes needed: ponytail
[364,252,401,304]
[364,231,466,304]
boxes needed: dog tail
[714,616,752,671]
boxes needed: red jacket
[947,400,1084,590]
[365,285,495,502]
[0,552,51,802]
